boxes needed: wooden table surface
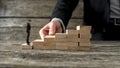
[0,41,120,68]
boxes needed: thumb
[49,23,56,35]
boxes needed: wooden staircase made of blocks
[21,25,92,51]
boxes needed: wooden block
[79,39,90,43]
[44,35,55,46]
[80,31,91,36]
[55,38,68,42]
[32,39,44,49]
[67,46,78,50]
[56,42,78,46]
[21,43,33,50]
[77,42,91,51]
[56,42,90,51]
[67,37,90,43]
[80,26,91,33]
[80,26,92,30]
[56,42,78,50]
[66,30,80,41]
[76,25,91,33]
[56,45,68,50]
[67,42,90,51]
[55,33,68,42]
[35,44,55,50]
[56,43,68,50]
[32,39,55,50]
[45,35,55,38]
[33,44,55,50]
[55,33,67,39]
[44,35,55,42]
[80,31,91,35]
[79,34,91,39]
[80,35,92,39]
[44,41,55,46]
[76,25,81,30]
[40,45,56,50]
[67,38,79,42]
[32,39,44,45]
[67,42,79,49]
[67,34,78,38]
[66,30,79,35]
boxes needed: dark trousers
[85,18,120,40]
[103,18,120,40]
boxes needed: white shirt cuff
[51,18,65,32]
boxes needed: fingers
[49,22,56,35]
[39,29,47,39]
[39,20,63,39]
[39,25,49,39]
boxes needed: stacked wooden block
[21,25,91,51]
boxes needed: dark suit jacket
[51,0,110,28]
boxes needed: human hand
[39,20,63,39]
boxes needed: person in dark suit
[40,0,120,40]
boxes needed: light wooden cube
[32,39,55,50]
[55,33,67,39]
[67,38,79,42]
[66,30,79,35]
[44,35,55,46]
[66,30,80,42]
[40,45,56,50]
[44,35,55,42]
[77,42,91,51]
[55,38,68,42]
[56,42,78,50]
[62,42,90,51]
[79,39,90,43]
[44,42,55,46]
[76,25,81,30]
[67,34,79,38]
[55,33,68,42]
[79,26,91,33]
[79,34,91,39]
[32,39,44,45]
[21,43,33,50]
[32,39,44,49]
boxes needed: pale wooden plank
[79,34,92,39]
[44,35,55,46]
[55,33,67,39]
[67,34,79,38]
[21,43,33,49]
[32,39,44,49]
[56,42,78,50]
[76,25,81,30]
[66,30,79,35]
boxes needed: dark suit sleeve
[51,0,79,28]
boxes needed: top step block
[66,30,79,35]
[76,25,91,34]
[76,25,81,30]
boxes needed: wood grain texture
[55,33,67,39]
[32,39,44,49]
[56,42,78,50]
[0,41,120,68]
[44,35,55,46]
